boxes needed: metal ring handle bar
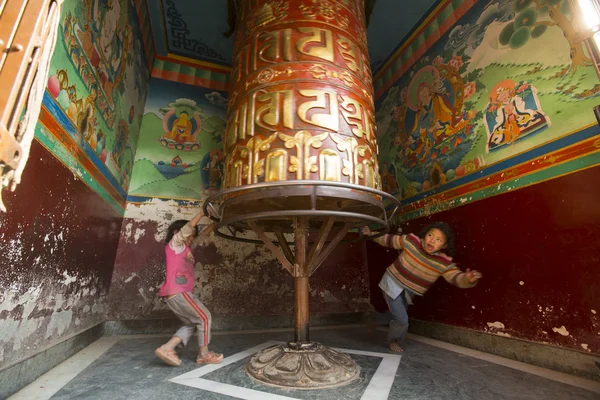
[212,209,392,244]
[203,180,401,222]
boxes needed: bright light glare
[578,0,600,30]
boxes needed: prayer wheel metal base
[246,342,360,389]
[204,182,398,390]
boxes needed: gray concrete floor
[10,326,600,400]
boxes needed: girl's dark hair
[419,221,455,257]
[165,220,197,243]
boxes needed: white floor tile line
[360,356,402,400]
[171,341,401,400]
[170,341,280,380]
[405,333,600,394]
[8,336,120,400]
[173,378,300,400]
[330,346,402,400]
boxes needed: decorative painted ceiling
[147,0,234,67]
[144,0,438,73]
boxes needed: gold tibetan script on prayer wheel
[225,0,380,191]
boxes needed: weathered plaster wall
[368,164,600,355]
[108,201,371,322]
[0,0,151,375]
[0,141,122,371]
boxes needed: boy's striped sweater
[374,233,476,296]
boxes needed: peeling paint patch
[125,223,133,241]
[134,228,146,244]
[123,200,209,243]
[552,326,570,336]
[138,288,148,301]
[519,281,524,286]
[124,273,138,283]
[320,290,340,303]
[61,270,77,285]
[592,309,597,315]
[487,321,505,329]
[495,332,511,338]
[581,344,590,352]
[44,310,73,339]
[5,234,24,263]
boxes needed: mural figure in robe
[200,150,225,193]
[400,64,473,169]
[485,80,550,151]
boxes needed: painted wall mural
[375,0,600,219]
[38,0,151,212]
[128,78,227,200]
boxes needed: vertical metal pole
[294,217,309,342]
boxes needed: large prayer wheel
[204,0,399,389]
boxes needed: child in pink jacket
[154,211,223,366]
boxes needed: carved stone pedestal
[246,341,360,389]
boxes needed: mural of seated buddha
[166,111,194,143]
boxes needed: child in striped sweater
[362,222,482,353]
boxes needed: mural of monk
[491,87,521,145]
[485,80,550,151]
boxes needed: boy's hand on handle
[466,268,482,283]
[361,226,372,236]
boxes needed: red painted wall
[367,165,600,354]
[0,140,122,370]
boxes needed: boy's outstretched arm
[442,266,482,288]
[361,226,404,250]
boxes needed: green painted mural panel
[38,0,151,203]
[128,78,228,201]
[374,0,600,215]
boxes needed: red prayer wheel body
[211,0,395,236]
